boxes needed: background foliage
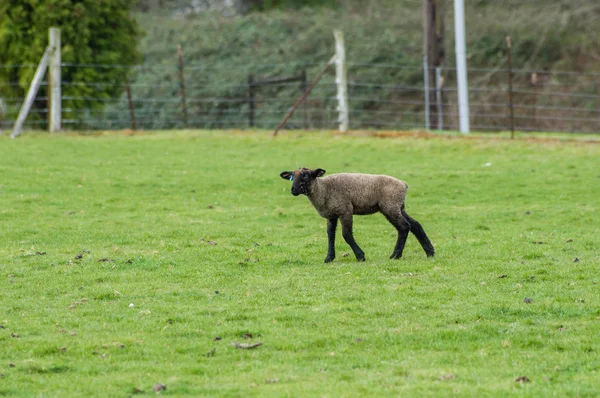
[0,0,142,115]
[113,0,600,130]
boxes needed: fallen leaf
[531,241,544,245]
[208,241,217,245]
[573,258,580,263]
[132,387,144,394]
[213,336,222,341]
[576,298,585,303]
[11,333,19,338]
[74,253,83,260]
[232,341,263,349]
[266,377,280,384]
[523,298,533,304]
[9,363,15,368]
[35,251,46,256]
[498,274,508,279]
[565,238,573,243]
[98,258,114,262]
[153,384,167,392]
[515,376,530,383]
[242,333,253,339]
[59,347,67,353]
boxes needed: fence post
[125,81,137,130]
[300,69,308,129]
[11,46,51,138]
[248,74,255,128]
[454,0,470,133]
[333,30,349,132]
[435,67,443,131]
[177,45,189,128]
[506,36,515,139]
[423,55,430,130]
[49,27,61,133]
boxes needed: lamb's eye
[302,174,310,181]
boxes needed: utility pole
[424,0,446,129]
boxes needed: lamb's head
[280,167,326,196]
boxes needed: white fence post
[435,66,443,130]
[49,27,61,133]
[454,0,470,133]
[333,30,349,133]
[11,47,52,139]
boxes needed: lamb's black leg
[340,214,365,262]
[324,217,338,263]
[384,212,411,259]
[401,208,435,257]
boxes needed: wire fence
[1,58,599,134]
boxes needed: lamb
[280,167,435,262]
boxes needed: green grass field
[1,130,598,397]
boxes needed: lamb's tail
[401,206,435,257]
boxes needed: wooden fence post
[506,36,515,138]
[435,67,443,131]
[300,69,308,129]
[49,27,61,133]
[272,55,336,137]
[248,74,255,128]
[177,45,189,128]
[11,46,51,138]
[126,81,137,130]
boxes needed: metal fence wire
[1,59,599,134]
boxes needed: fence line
[1,60,599,133]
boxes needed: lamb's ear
[314,168,326,178]
[280,171,294,181]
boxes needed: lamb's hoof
[324,256,335,263]
[426,251,435,258]
[390,252,402,260]
[356,256,366,262]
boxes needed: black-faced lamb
[280,167,435,262]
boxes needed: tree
[0,0,142,123]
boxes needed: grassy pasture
[0,130,599,397]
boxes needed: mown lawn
[0,130,598,397]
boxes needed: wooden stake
[11,46,51,139]
[248,74,255,128]
[272,55,336,137]
[126,81,137,130]
[177,45,188,128]
[506,36,515,139]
